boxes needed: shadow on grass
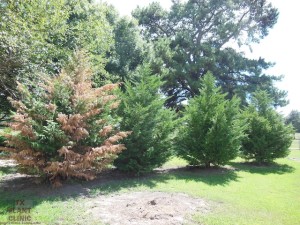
[159,166,239,186]
[0,156,295,223]
[0,170,157,217]
[229,161,295,175]
[0,165,239,217]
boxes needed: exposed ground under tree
[85,191,209,225]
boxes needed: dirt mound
[85,191,209,225]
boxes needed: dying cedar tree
[241,91,294,163]
[177,73,246,168]
[114,66,176,173]
[4,51,131,186]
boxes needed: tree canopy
[0,0,113,116]
[0,0,294,183]
[104,12,150,83]
[133,0,287,110]
[1,0,288,114]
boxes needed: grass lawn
[0,150,299,224]
[290,140,300,149]
[291,133,300,149]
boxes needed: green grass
[0,151,299,224]
[194,156,300,225]
[159,156,188,169]
[290,139,300,149]
[289,133,300,149]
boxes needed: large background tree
[132,0,287,110]
[104,8,150,83]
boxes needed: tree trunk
[205,162,211,168]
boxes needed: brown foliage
[5,51,131,186]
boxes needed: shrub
[241,91,294,163]
[4,51,131,186]
[113,66,176,173]
[177,73,246,168]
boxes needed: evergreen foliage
[133,0,287,110]
[241,91,294,163]
[177,73,246,167]
[285,110,300,133]
[114,66,176,173]
[0,0,114,116]
[105,14,150,83]
[4,51,131,186]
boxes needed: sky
[103,0,300,115]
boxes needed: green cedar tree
[241,91,294,163]
[177,73,246,167]
[114,66,176,173]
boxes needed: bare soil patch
[0,159,40,189]
[85,191,209,225]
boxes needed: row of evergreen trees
[118,67,293,172]
[2,53,294,185]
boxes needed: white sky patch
[102,0,172,16]
[103,0,300,115]
[246,0,300,115]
